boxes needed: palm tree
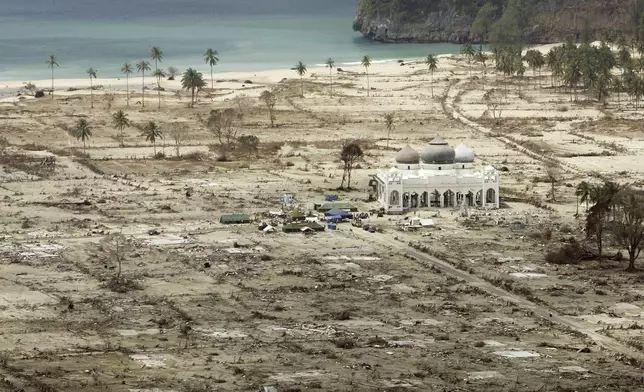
[136,60,151,107]
[326,58,335,97]
[181,68,206,108]
[576,181,592,213]
[425,54,438,97]
[47,55,59,99]
[361,55,371,96]
[514,55,526,95]
[460,44,475,76]
[112,110,130,147]
[74,119,92,153]
[524,49,539,87]
[121,63,133,107]
[384,112,395,149]
[294,61,307,97]
[204,48,219,89]
[153,68,167,109]
[142,121,162,156]
[86,68,97,108]
[150,46,163,80]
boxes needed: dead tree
[259,89,277,127]
[340,142,364,190]
[169,122,187,157]
[100,233,131,283]
[544,161,561,202]
[483,89,503,120]
[206,108,239,161]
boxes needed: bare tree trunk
[126,74,130,107]
[142,72,145,107]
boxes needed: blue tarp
[325,194,339,201]
[324,208,352,218]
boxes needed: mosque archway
[402,192,410,208]
[475,190,483,206]
[389,190,400,206]
[410,192,419,208]
[443,189,455,207]
[486,188,496,204]
[466,191,474,206]
[420,191,429,207]
[430,189,441,207]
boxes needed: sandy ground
[0,43,643,391]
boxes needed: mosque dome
[395,145,420,164]
[420,136,455,164]
[454,143,475,163]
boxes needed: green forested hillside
[353,0,638,44]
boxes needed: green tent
[317,202,358,213]
[220,214,251,224]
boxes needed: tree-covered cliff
[353,0,632,44]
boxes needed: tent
[317,202,358,212]
[220,214,251,224]
[324,208,352,219]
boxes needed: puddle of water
[494,350,540,358]
[509,272,548,279]
[118,329,160,337]
[468,371,503,380]
[129,354,168,368]
[559,366,588,373]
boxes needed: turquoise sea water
[0,0,461,82]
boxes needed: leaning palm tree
[361,55,372,96]
[153,68,167,109]
[150,46,163,80]
[326,58,335,97]
[460,43,475,76]
[86,68,97,108]
[121,63,133,107]
[47,55,59,99]
[136,60,151,107]
[425,54,438,97]
[112,110,130,147]
[204,48,219,89]
[74,118,92,153]
[576,181,592,213]
[142,121,162,156]
[181,68,206,108]
[294,61,307,97]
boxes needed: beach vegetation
[460,43,475,76]
[259,89,277,127]
[86,67,97,109]
[141,120,162,157]
[361,55,371,96]
[47,54,59,99]
[150,46,164,76]
[611,188,644,271]
[121,63,133,107]
[167,66,179,80]
[136,60,151,107]
[153,68,167,109]
[294,61,307,97]
[470,2,498,50]
[326,57,335,97]
[181,68,206,108]
[425,54,438,97]
[73,118,92,154]
[204,48,219,89]
[112,110,130,147]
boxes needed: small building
[317,202,358,213]
[220,214,252,224]
[289,210,307,221]
[282,222,325,233]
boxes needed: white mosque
[370,137,500,214]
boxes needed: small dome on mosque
[395,145,420,164]
[420,136,455,164]
[454,143,475,163]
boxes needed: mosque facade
[370,137,500,214]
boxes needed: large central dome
[420,136,455,164]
